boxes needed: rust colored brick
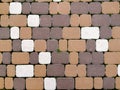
[0,3,9,14]
[68,40,86,52]
[9,15,27,26]
[77,65,86,77]
[109,39,120,51]
[94,77,103,89]
[7,65,15,77]
[59,40,67,51]
[65,65,77,77]
[62,27,80,39]
[0,15,9,27]
[34,40,46,51]
[76,77,93,89]
[26,78,43,89]
[12,52,29,64]
[69,52,78,65]
[0,40,12,51]
[104,52,120,64]
[35,65,46,77]
[20,27,31,39]
[102,2,119,14]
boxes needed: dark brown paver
[89,2,101,14]
[30,52,38,64]
[33,28,50,39]
[92,52,104,64]
[111,14,120,26]
[92,15,110,26]
[52,52,69,64]
[103,77,115,89]
[100,26,112,39]
[22,3,31,14]
[47,40,58,51]
[71,2,88,14]
[86,40,96,52]
[0,28,9,39]
[52,15,70,26]
[47,64,64,76]
[57,78,74,89]
[50,28,62,39]
[87,65,105,76]
[79,52,92,64]
[14,78,25,90]
[40,15,52,27]
[12,40,21,51]
[31,3,48,14]
[2,52,11,64]
[0,65,6,77]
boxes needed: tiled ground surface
[0,0,120,89]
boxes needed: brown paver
[112,27,120,39]
[7,65,15,77]
[12,52,29,64]
[69,52,78,64]
[26,78,43,89]
[59,40,67,51]
[104,52,120,64]
[9,15,27,26]
[5,78,13,89]
[116,77,120,89]
[109,39,120,51]
[35,65,46,77]
[0,15,9,27]
[105,65,117,77]
[0,78,4,89]
[0,3,9,14]
[70,14,80,26]
[102,2,119,14]
[62,27,80,39]
[34,40,46,51]
[68,40,86,52]
[79,14,91,26]
[20,27,31,39]
[76,77,93,89]
[94,77,103,89]
[58,2,70,14]
[0,40,12,51]
[49,2,58,14]
[65,65,77,77]
[77,65,86,77]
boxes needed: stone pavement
[0,0,120,89]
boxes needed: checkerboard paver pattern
[0,0,120,89]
